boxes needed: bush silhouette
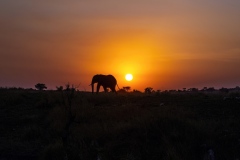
[35,83,47,90]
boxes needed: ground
[0,89,240,160]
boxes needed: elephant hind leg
[103,86,108,92]
[110,87,117,94]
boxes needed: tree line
[1,83,239,94]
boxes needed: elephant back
[105,75,117,85]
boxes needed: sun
[125,74,133,81]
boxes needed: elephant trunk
[91,83,94,94]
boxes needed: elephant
[90,74,118,94]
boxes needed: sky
[0,0,240,91]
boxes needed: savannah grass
[0,89,240,159]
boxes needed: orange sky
[0,0,240,91]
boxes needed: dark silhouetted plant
[145,87,153,94]
[56,86,63,91]
[123,86,131,92]
[35,83,47,90]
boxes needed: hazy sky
[1,0,240,91]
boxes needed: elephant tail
[116,84,120,90]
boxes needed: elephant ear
[91,75,97,84]
[92,75,102,83]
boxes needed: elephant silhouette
[90,74,118,94]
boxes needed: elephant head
[91,74,117,94]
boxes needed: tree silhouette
[235,86,240,91]
[35,83,47,90]
[187,88,198,92]
[133,89,141,93]
[202,87,208,91]
[145,87,153,94]
[219,87,229,93]
[56,86,63,91]
[207,87,215,92]
[123,86,131,92]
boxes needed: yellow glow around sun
[125,74,133,81]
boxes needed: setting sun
[125,74,133,81]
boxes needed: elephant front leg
[96,83,101,93]
[103,86,108,92]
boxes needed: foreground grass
[0,89,240,159]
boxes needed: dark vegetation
[35,83,47,90]
[0,87,240,160]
